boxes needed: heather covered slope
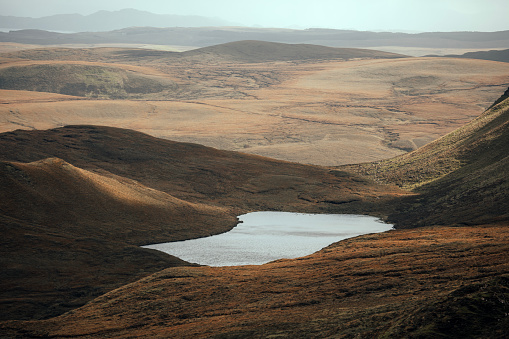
[0,125,406,321]
[0,125,405,214]
[346,89,509,227]
[3,225,507,338]
[0,157,235,320]
[0,157,235,244]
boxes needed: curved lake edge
[143,212,393,267]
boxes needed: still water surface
[143,212,393,266]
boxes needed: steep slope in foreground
[0,157,235,320]
[3,226,507,338]
[346,88,509,227]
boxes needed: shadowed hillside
[0,125,406,321]
[0,125,405,214]
[0,157,235,244]
[345,88,509,227]
[0,156,236,320]
[180,40,406,62]
[3,225,507,338]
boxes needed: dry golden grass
[1,49,508,165]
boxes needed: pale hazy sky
[1,0,508,32]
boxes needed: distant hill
[181,40,406,62]
[347,88,509,227]
[440,48,509,63]
[0,41,406,64]
[0,9,235,32]
[1,26,509,50]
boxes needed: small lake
[143,212,393,266]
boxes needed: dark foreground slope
[346,88,509,227]
[0,126,405,321]
[0,157,235,320]
[2,225,507,338]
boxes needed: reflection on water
[143,212,393,266]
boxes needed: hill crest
[182,40,406,62]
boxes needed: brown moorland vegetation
[0,92,508,337]
[0,42,508,337]
[0,125,406,321]
[1,42,509,165]
[345,89,509,228]
[2,226,507,338]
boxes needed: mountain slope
[346,88,509,227]
[0,157,235,244]
[3,225,507,337]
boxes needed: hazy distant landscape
[0,4,508,338]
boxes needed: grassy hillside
[0,156,236,320]
[345,88,509,227]
[0,125,406,321]
[0,63,174,98]
[180,40,406,62]
[3,225,507,337]
[0,125,406,214]
[0,157,235,244]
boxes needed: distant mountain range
[0,8,236,32]
[2,26,509,52]
[1,9,509,52]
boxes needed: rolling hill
[179,40,406,62]
[437,48,509,63]
[1,40,406,64]
[345,88,509,227]
[0,154,238,320]
[0,125,406,321]
[1,88,507,339]
[1,26,509,52]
